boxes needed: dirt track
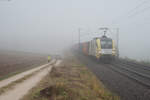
[0,59,61,100]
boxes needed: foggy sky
[0,0,150,61]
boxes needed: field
[0,50,47,80]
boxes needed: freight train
[78,35,116,62]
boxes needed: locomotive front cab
[96,36,116,60]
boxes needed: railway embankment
[22,54,119,100]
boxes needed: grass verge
[22,55,120,100]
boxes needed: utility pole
[116,28,119,58]
[78,28,81,49]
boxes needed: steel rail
[112,63,150,79]
[118,59,150,71]
[107,63,150,88]
[115,61,150,76]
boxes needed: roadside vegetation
[22,54,120,100]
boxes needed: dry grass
[22,55,120,100]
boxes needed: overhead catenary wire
[112,0,150,24]
[127,0,150,15]
[128,6,150,18]
[0,0,11,2]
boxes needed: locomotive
[79,35,116,62]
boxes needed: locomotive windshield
[101,39,112,49]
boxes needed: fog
[0,0,150,61]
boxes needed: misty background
[0,0,150,61]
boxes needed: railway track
[75,52,150,88]
[118,59,150,71]
[107,60,150,88]
[74,52,150,100]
